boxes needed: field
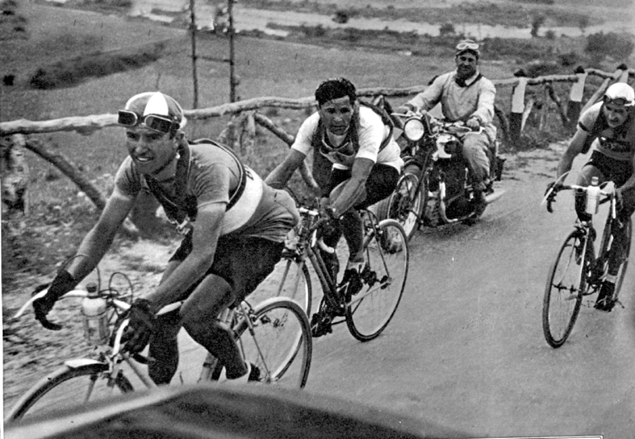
[0,0,633,283]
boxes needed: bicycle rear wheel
[5,362,133,423]
[376,172,423,241]
[346,219,409,341]
[232,297,312,388]
[542,230,588,348]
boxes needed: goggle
[456,41,479,51]
[603,96,634,107]
[118,110,177,134]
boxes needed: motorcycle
[374,105,506,241]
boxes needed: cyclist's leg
[180,273,247,379]
[182,237,285,380]
[147,257,192,385]
[330,165,399,272]
[607,186,635,274]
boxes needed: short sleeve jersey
[579,102,635,162]
[114,141,299,242]
[291,106,403,172]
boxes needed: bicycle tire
[346,219,409,342]
[5,362,133,423]
[215,297,312,388]
[542,230,587,348]
[375,173,423,241]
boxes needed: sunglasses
[456,41,479,51]
[118,110,177,134]
[603,96,634,107]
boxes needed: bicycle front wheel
[272,258,313,316]
[346,219,409,342]
[5,362,133,423]
[542,230,587,348]
[233,297,312,388]
[376,173,423,241]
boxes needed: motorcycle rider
[266,77,403,291]
[397,39,497,208]
[548,82,635,311]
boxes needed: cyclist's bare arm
[66,189,134,280]
[328,157,373,217]
[145,202,226,313]
[265,149,306,189]
[557,128,589,179]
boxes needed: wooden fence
[1,65,634,223]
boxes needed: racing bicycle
[5,270,312,423]
[268,202,409,342]
[542,181,632,348]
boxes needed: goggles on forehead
[118,110,178,134]
[603,96,634,107]
[456,41,479,51]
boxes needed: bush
[585,32,634,62]
[29,42,165,90]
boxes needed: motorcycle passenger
[397,39,497,208]
[549,82,635,311]
[33,92,300,383]
[266,77,403,291]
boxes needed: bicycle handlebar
[543,183,613,214]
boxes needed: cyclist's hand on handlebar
[544,181,562,213]
[122,298,156,354]
[33,270,76,331]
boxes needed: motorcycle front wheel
[376,172,423,241]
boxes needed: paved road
[172,146,634,438]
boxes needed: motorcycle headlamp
[403,118,425,141]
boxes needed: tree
[530,15,545,38]
[585,32,634,63]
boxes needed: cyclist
[396,39,497,208]
[33,91,300,383]
[548,82,635,311]
[265,77,403,291]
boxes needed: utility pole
[189,0,199,108]
[228,0,237,102]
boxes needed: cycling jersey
[114,139,299,242]
[292,105,403,172]
[579,102,635,162]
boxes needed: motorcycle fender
[65,358,106,369]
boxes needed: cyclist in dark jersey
[550,82,635,311]
[33,92,299,383]
[266,78,403,289]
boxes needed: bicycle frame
[293,206,392,313]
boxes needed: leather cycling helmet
[118,92,187,135]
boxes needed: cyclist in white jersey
[266,78,403,290]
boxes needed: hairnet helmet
[118,92,187,136]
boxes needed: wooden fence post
[566,66,587,130]
[509,70,528,144]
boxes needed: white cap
[604,82,635,107]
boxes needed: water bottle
[585,176,600,215]
[81,283,109,345]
